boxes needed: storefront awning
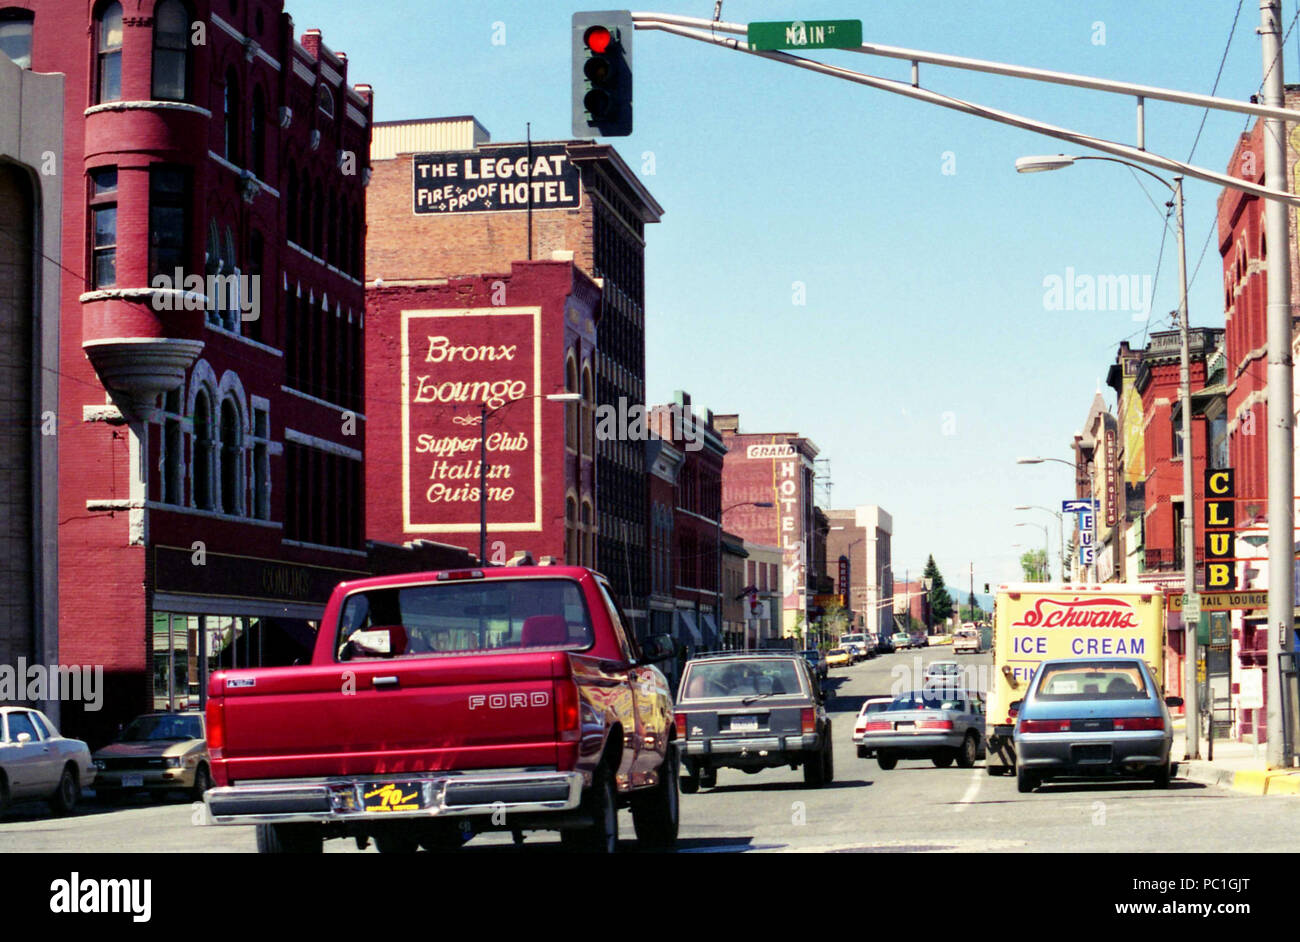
[675,610,702,646]
[699,613,719,649]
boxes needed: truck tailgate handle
[371,675,400,688]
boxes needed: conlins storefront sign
[412,144,580,215]
[401,307,542,534]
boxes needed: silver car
[857,689,986,770]
[1012,657,1180,793]
[0,706,96,815]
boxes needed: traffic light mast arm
[627,11,1300,208]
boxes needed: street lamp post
[478,392,581,564]
[1017,152,1199,759]
[1016,522,1050,580]
[1016,456,1095,582]
[1015,505,1066,581]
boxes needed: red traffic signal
[584,25,612,54]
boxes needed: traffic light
[984,583,990,594]
[572,11,633,138]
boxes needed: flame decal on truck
[1012,597,1140,630]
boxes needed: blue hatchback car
[1012,657,1183,793]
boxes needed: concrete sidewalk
[1171,721,1300,795]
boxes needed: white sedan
[0,706,96,815]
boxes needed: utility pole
[1262,0,1295,769]
[1175,173,1199,760]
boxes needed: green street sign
[748,19,863,52]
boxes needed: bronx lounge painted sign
[412,143,581,215]
[400,307,543,534]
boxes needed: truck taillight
[205,697,224,754]
[675,713,687,738]
[555,679,580,742]
[800,708,816,734]
[864,721,891,732]
[1115,716,1164,731]
[917,719,954,731]
[1019,719,1070,733]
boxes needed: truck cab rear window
[335,578,594,661]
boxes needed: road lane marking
[954,767,982,813]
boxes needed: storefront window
[151,613,193,712]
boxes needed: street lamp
[477,392,581,564]
[722,500,773,650]
[1017,152,1199,759]
[1016,505,1066,581]
[1016,456,1096,582]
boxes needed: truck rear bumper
[204,769,584,825]
[683,733,818,756]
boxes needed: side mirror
[637,633,675,665]
[1165,696,1184,708]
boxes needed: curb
[1175,760,1300,795]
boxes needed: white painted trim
[321,63,342,86]
[280,385,364,418]
[83,404,124,423]
[84,101,211,118]
[293,59,315,85]
[283,427,363,461]
[281,538,368,558]
[146,500,282,527]
[346,103,367,127]
[211,15,284,71]
[80,287,205,306]
[205,320,284,357]
[206,151,281,199]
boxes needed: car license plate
[362,782,423,812]
[730,716,760,732]
[122,774,143,788]
[894,721,914,730]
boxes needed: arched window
[285,161,298,242]
[192,389,214,510]
[250,88,266,178]
[152,0,189,100]
[564,355,578,451]
[581,363,593,457]
[317,84,334,118]
[223,68,239,162]
[220,397,242,515]
[565,496,578,564]
[0,8,35,69]
[96,2,123,103]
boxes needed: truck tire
[957,733,978,769]
[562,765,617,853]
[631,749,680,850]
[255,823,323,853]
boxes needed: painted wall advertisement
[774,450,806,613]
[401,307,542,533]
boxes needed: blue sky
[291,0,1292,590]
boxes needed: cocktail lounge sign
[401,307,543,533]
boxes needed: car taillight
[674,712,688,738]
[864,721,891,732]
[554,679,580,742]
[917,719,953,731]
[1115,716,1164,731]
[800,708,816,734]
[1019,719,1071,733]
[205,697,224,754]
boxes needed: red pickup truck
[203,565,679,853]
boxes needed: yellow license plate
[363,782,422,812]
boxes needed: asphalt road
[0,644,1290,853]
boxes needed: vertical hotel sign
[401,308,542,533]
[745,442,804,612]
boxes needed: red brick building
[714,415,819,638]
[365,117,663,631]
[364,261,601,566]
[11,0,372,742]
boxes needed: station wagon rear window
[1034,662,1151,701]
[335,578,594,661]
[889,692,967,712]
[681,660,804,699]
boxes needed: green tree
[823,599,851,641]
[922,555,954,624]
[1019,549,1048,582]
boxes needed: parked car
[203,566,679,853]
[0,706,96,816]
[853,697,895,758]
[676,653,833,790]
[910,631,930,648]
[953,627,981,654]
[1013,657,1180,794]
[93,712,210,802]
[891,631,911,651]
[826,648,852,669]
[857,689,986,770]
[875,632,894,655]
[839,633,869,662]
[801,648,828,682]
